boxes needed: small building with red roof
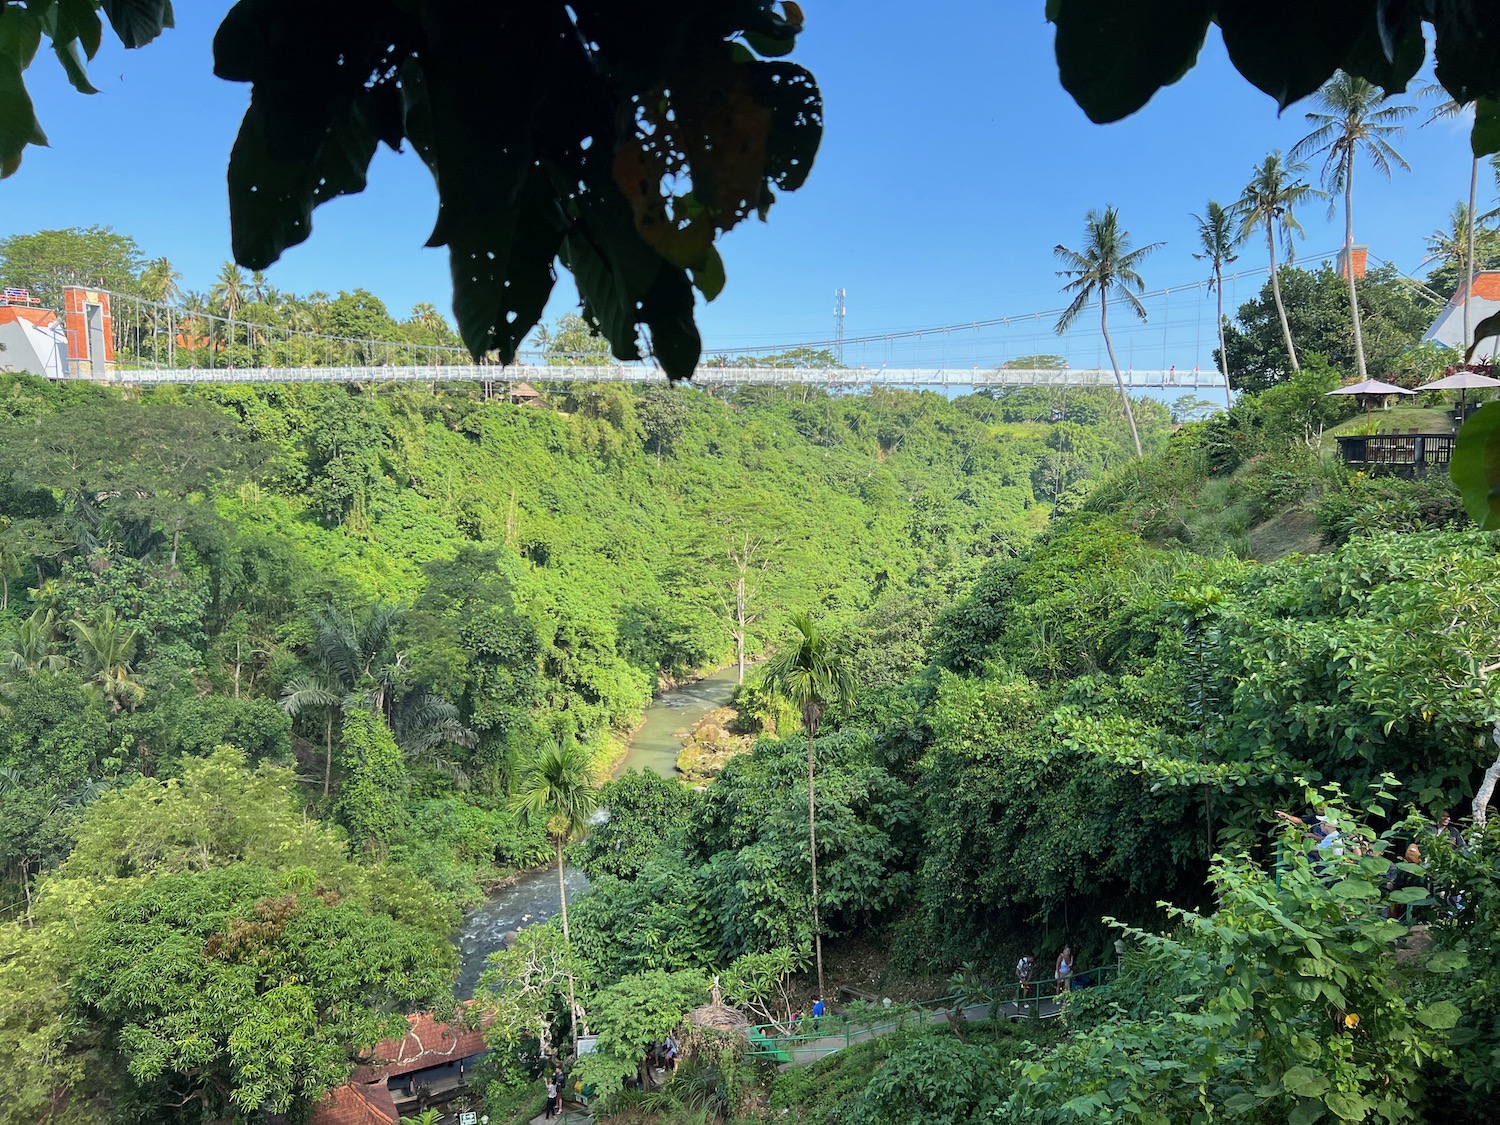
[311,1009,490,1125]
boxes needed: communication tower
[834,288,846,365]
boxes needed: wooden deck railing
[1334,433,1455,473]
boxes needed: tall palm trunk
[1266,223,1300,372]
[1214,264,1232,409]
[557,837,580,1060]
[1343,158,1368,380]
[1465,156,1479,349]
[1099,296,1143,457]
[324,710,334,798]
[807,721,825,1001]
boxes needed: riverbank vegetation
[0,361,1152,1122]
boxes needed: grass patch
[1324,404,1453,438]
[1246,508,1327,562]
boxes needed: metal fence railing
[745,961,1120,1065]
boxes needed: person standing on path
[544,1076,557,1120]
[1055,946,1074,993]
[1016,952,1035,998]
[552,1065,566,1114]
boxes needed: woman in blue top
[1055,946,1074,992]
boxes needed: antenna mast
[834,288,846,365]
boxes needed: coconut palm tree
[211,263,247,351]
[1,607,66,676]
[759,614,856,1002]
[1054,207,1162,457]
[1234,152,1321,376]
[1192,201,1238,408]
[510,739,600,1059]
[137,257,182,305]
[69,607,144,714]
[1293,73,1414,381]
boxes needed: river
[452,665,741,997]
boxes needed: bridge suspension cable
[56,248,1340,387]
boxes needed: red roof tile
[310,1082,399,1125]
[1455,272,1500,303]
[0,306,57,328]
[352,1010,490,1083]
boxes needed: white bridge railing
[88,364,1226,390]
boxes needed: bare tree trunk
[1099,297,1143,457]
[1466,156,1479,350]
[558,838,580,1060]
[1215,265,1232,409]
[324,711,333,799]
[808,725,825,1001]
[1267,223,1300,372]
[736,574,747,684]
[232,639,242,699]
[1344,161,1368,381]
[1475,719,1500,832]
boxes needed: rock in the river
[676,706,752,783]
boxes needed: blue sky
[0,3,1478,370]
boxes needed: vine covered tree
[1293,72,1414,381]
[759,614,855,1001]
[1054,207,1162,458]
[1192,200,1238,408]
[1235,152,1321,378]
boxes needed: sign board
[577,1034,599,1056]
[459,1113,477,1125]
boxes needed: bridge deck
[72,364,1225,390]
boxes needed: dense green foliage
[0,365,1150,1121]
[1222,265,1434,392]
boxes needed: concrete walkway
[527,1107,592,1125]
[773,996,1065,1068]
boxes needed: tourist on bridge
[1016,952,1035,998]
[1054,946,1075,993]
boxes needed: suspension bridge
[6,245,1428,392]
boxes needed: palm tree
[280,601,403,797]
[281,665,343,797]
[1293,73,1414,381]
[1192,201,1238,408]
[1054,207,1162,457]
[1234,152,1321,375]
[211,263,247,350]
[1,607,67,676]
[759,614,855,1002]
[69,607,144,714]
[137,257,182,305]
[510,739,600,1059]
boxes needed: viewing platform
[1333,431,1456,475]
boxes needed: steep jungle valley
[2,354,1499,1125]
